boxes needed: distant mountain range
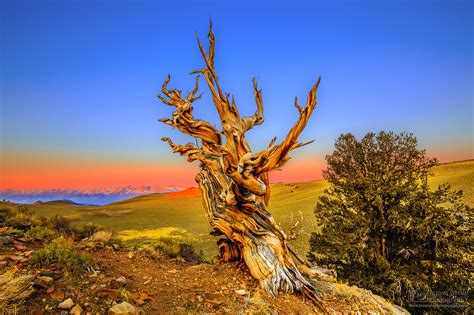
[0,186,183,205]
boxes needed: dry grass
[90,230,113,244]
[0,268,35,308]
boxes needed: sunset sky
[1,0,472,192]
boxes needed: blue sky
[1,0,472,190]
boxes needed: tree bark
[158,22,322,307]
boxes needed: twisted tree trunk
[158,22,322,306]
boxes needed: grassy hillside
[2,160,472,258]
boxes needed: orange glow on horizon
[1,148,470,191]
[0,154,325,190]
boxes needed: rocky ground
[0,225,407,314]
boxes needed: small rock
[58,298,74,310]
[70,304,82,314]
[34,276,54,288]
[6,255,22,261]
[116,276,127,284]
[235,289,248,295]
[50,290,65,301]
[107,302,135,315]
[14,243,27,250]
[168,269,178,273]
[110,276,128,288]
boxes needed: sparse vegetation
[25,226,57,242]
[0,269,35,309]
[80,222,104,238]
[5,206,42,230]
[30,237,93,273]
[153,237,202,262]
[49,214,74,235]
[308,132,472,312]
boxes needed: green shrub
[154,238,201,262]
[0,208,12,223]
[49,214,74,235]
[5,206,42,230]
[80,223,104,238]
[31,237,93,273]
[25,226,57,242]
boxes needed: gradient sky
[1,0,473,191]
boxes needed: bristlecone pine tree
[157,23,322,304]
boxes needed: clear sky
[1,0,473,191]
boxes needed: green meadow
[5,160,473,258]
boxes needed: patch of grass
[5,206,42,230]
[25,226,57,242]
[118,227,190,242]
[30,237,93,273]
[49,214,75,235]
[80,223,104,238]
[0,269,35,309]
[154,237,202,262]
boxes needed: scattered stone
[168,269,178,273]
[116,276,127,285]
[6,255,22,261]
[235,289,248,295]
[107,302,135,315]
[14,243,27,250]
[70,304,82,314]
[58,298,74,310]
[110,276,128,288]
[131,291,152,305]
[50,290,65,301]
[34,276,54,288]
[31,308,44,315]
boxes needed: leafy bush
[80,223,104,238]
[49,214,74,235]
[25,226,57,242]
[309,132,472,312]
[31,237,93,273]
[90,230,113,244]
[0,208,12,223]
[154,237,201,262]
[5,206,42,230]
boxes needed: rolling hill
[2,160,473,258]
